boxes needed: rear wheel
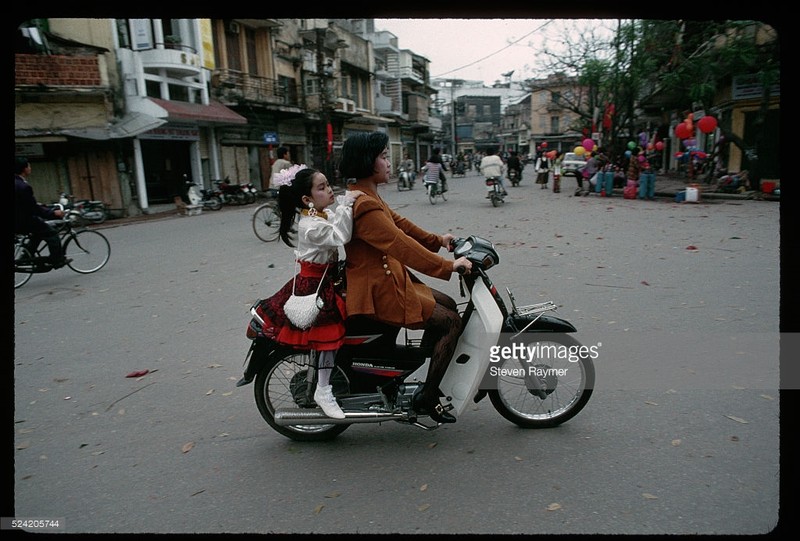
[489,333,594,428]
[64,230,110,274]
[205,196,222,211]
[254,350,350,441]
[252,202,281,242]
[428,184,437,205]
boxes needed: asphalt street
[10,168,785,535]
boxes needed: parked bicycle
[15,208,111,288]
[251,189,281,242]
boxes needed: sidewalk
[606,173,778,202]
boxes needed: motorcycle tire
[254,350,350,441]
[397,179,404,191]
[491,193,500,207]
[204,196,222,211]
[428,184,437,205]
[488,333,594,428]
[234,191,248,205]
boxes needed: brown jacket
[345,185,453,327]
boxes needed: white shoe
[314,384,345,419]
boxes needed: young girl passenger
[254,164,362,419]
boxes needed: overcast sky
[374,18,616,85]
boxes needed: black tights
[417,288,462,403]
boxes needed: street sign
[263,132,278,144]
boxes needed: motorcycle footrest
[273,408,406,425]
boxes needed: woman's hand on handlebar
[453,256,472,275]
[442,233,456,251]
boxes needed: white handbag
[283,263,327,330]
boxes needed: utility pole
[451,81,456,156]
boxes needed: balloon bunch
[574,138,596,156]
[675,113,718,140]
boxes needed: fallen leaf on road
[126,369,149,378]
[418,504,431,512]
[671,439,682,446]
[546,503,562,511]
[641,280,650,286]
[325,492,341,499]
[313,504,324,514]
[686,245,698,251]
[182,441,195,453]
[642,493,659,500]
[428,442,437,449]
[420,484,428,492]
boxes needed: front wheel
[14,244,34,289]
[252,202,281,242]
[64,230,111,274]
[489,333,594,428]
[254,350,350,441]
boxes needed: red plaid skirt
[252,261,345,351]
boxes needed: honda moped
[237,236,595,441]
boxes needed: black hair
[277,167,319,247]
[15,156,29,175]
[276,146,289,159]
[339,132,389,180]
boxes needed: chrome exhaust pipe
[274,408,407,426]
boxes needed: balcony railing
[213,69,301,108]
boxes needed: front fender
[505,313,577,334]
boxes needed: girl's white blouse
[294,193,356,264]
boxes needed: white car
[561,152,586,177]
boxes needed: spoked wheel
[489,333,594,428]
[14,244,34,289]
[254,350,350,441]
[64,230,111,274]
[252,202,281,242]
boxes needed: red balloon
[541,142,548,148]
[697,116,718,134]
[675,123,691,139]
[655,141,664,151]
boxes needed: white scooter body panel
[438,279,503,416]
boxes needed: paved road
[11,169,783,534]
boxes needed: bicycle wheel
[14,243,34,289]
[64,229,110,274]
[252,202,281,242]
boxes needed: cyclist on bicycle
[15,156,71,268]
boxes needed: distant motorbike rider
[400,154,416,182]
[479,147,508,197]
[506,150,523,179]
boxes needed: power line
[431,20,553,79]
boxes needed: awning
[16,112,166,141]
[148,98,247,126]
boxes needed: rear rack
[513,300,557,317]
[506,287,557,317]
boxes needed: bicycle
[15,209,111,288]
[252,189,281,242]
